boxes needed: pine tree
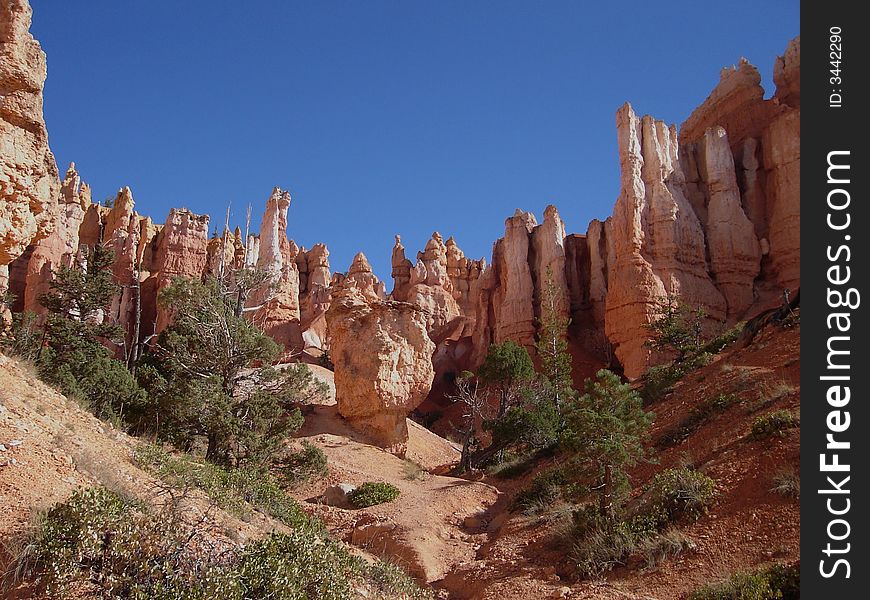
[535,268,574,410]
[563,369,654,518]
[143,275,328,466]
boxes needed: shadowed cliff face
[6,0,798,383]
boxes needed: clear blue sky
[31,0,799,282]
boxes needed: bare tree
[449,371,488,473]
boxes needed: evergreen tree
[645,294,707,363]
[562,369,654,518]
[37,245,146,423]
[477,340,535,417]
[535,268,574,410]
[142,276,327,466]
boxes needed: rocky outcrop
[494,210,537,347]
[406,232,461,333]
[699,127,761,316]
[0,0,59,279]
[153,208,210,333]
[22,163,90,315]
[531,205,570,324]
[326,284,435,455]
[390,236,412,301]
[250,187,301,349]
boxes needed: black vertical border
[801,2,868,597]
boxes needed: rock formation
[6,17,799,389]
[494,210,538,348]
[390,235,412,301]
[152,208,210,333]
[21,163,89,315]
[0,0,59,290]
[250,187,302,349]
[326,282,435,455]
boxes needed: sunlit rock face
[326,277,435,456]
[0,0,59,279]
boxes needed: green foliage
[689,563,800,600]
[568,467,714,578]
[750,410,798,439]
[645,295,707,363]
[349,482,401,508]
[477,340,535,416]
[489,453,535,479]
[657,394,739,448]
[0,310,41,360]
[486,396,561,451]
[770,469,800,499]
[23,244,148,425]
[562,369,654,517]
[6,486,430,599]
[569,506,669,578]
[141,277,328,467]
[640,352,713,405]
[133,444,314,529]
[513,466,570,513]
[637,529,695,570]
[535,268,575,408]
[280,441,329,486]
[646,468,717,524]
[701,321,746,355]
[640,364,685,403]
[317,349,334,370]
[478,340,536,387]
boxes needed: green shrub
[571,520,638,578]
[281,441,329,485]
[647,468,717,524]
[689,563,799,600]
[641,364,685,404]
[489,454,535,479]
[658,394,740,448]
[3,486,431,599]
[750,410,798,440]
[513,466,569,513]
[133,444,314,529]
[770,469,800,499]
[349,482,401,508]
[701,322,745,355]
[638,529,695,570]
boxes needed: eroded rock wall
[1,0,59,285]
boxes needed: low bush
[3,486,430,599]
[490,454,535,479]
[689,563,799,600]
[701,322,745,355]
[638,529,695,570]
[133,444,314,529]
[640,364,685,404]
[402,459,426,481]
[513,466,569,514]
[646,468,717,524]
[770,469,800,499]
[280,441,329,485]
[750,410,798,440]
[657,394,740,449]
[349,482,401,508]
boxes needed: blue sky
[31,1,799,282]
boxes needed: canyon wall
[5,0,799,438]
[385,38,800,379]
[1,0,59,298]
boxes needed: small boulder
[323,483,356,507]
